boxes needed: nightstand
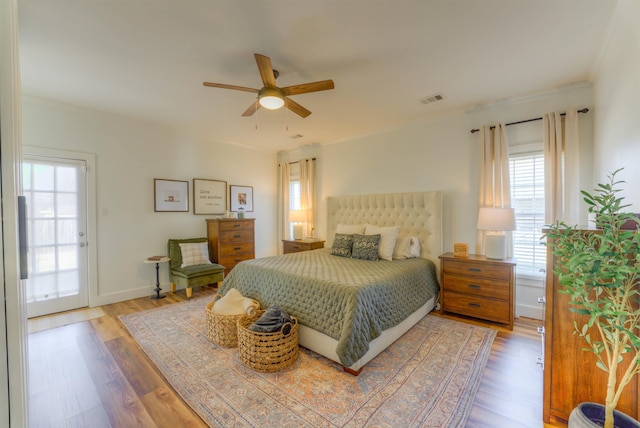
[282,239,325,254]
[438,252,516,329]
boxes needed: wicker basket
[236,310,299,372]
[205,295,259,348]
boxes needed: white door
[23,155,89,318]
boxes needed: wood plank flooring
[28,286,567,427]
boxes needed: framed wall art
[193,179,227,215]
[154,179,189,212]
[230,185,253,212]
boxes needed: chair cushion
[171,263,225,279]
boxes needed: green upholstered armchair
[167,238,225,298]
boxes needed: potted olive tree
[545,169,640,428]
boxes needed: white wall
[593,0,640,208]
[22,96,277,306]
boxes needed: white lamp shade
[477,207,516,231]
[288,210,307,223]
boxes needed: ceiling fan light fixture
[258,87,285,109]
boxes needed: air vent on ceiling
[419,93,444,105]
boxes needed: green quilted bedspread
[218,248,439,366]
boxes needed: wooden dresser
[439,252,516,329]
[543,234,639,423]
[206,218,255,276]
[282,239,325,254]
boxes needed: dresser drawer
[220,242,254,254]
[219,220,253,231]
[220,229,254,244]
[443,259,511,281]
[443,292,510,324]
[219,254,253,269]
[442,273,510,300]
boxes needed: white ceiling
[18,0,618,152]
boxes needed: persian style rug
[121,297,496,428]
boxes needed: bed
[217,191,443,374]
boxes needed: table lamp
[477,207,516,259]
[289,210,307,240]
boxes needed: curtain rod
[288,157,316,165]
[470,108,589,134]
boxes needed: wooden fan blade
[254,53,277,88]
[241,100,261,117]
[285,97,311,118]
[203,82,259,93]
[281,80,335,96]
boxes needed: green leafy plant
[544,169,640,428]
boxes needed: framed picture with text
[230,185,253,212]
[154,179,189,212]
[193,179,227,215]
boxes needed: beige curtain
[277,162,291,253]
[476,124,513,255]
[543,109,579,225]
[299,158,317,237]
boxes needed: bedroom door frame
[22,146,98,318]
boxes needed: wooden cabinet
[439,252,516,329]
[206,218,255,276]
[282,239,325,254]
[543,234,639,423]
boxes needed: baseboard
[91,283,175,307]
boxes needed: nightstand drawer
[443,292,510,324]
[443,259,511,281]
[283,240,325,254]
[442,273,510,300]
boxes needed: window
[509,151,546,277]
[288,163,301,236]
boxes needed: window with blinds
[509,151,546,277]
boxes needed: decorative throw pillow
[351,234,380,261]
[331,233,354,258]
[364,224,400,261]
[336,223,365,235]
[179,242,212,268]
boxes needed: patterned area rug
[121,297,496,428]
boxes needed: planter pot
[569,402,640,428]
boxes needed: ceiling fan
[203,53,335,118]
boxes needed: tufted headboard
[326,191,443,264]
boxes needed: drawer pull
[234,234,241,238]
[234,259,243,263]
[293,246,300,250]
[468,268,481,272]
[233,224,241,228]
[467,284,481,289]
[468,303,481,308]
[234,247,242,250]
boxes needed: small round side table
[144,257,170,299]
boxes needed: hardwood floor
[28,287,567,427]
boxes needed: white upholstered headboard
[326,191,443,264]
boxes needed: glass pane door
[23,156,88,318]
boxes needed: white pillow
[179,242,212,268]
[336,223,365,234]
[364,224,400,261]
[408,237,421,258]
[393,236,412,259]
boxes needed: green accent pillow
[351,234,380,261]
[331,233,354,257]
